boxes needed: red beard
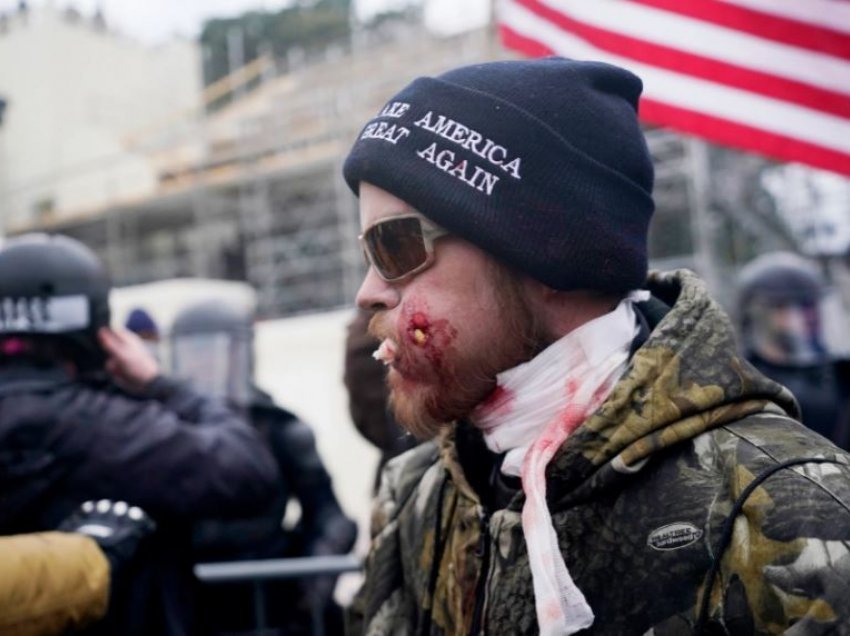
[368,289,539,440]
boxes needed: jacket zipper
[469,506,491,635]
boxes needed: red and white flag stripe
[498,0,850,177]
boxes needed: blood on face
[395,300,457,380]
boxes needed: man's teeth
[372,338,398,365]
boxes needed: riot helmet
[736,251,827,367]
[0,233,110,371]
[170,299,254,406]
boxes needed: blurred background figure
[343,308,418,493]
[125,307,159,342]
[124,306,162,362]
[0,233,279,636]
[171,298,357,635]
[737,251,850,447]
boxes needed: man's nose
[356,267,400,311]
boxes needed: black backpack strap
[695,456,845,633]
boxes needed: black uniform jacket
[0,362,281,635]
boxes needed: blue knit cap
[125,307,158,336]
[343,57,655,293]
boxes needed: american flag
[498,0,850,177]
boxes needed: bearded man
[343,58,850,635]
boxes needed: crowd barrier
[195,554,363,636]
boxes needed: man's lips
[372,338,398,365]
[372,338,423,383]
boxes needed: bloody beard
[369,269,541,439]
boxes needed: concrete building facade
[0,4,201,230]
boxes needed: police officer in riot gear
[170,299,254,412]
[171,298,358,634]
[737,251,850,447]
[0,233,279,635]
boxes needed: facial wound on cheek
[408,312,430,346]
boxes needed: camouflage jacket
[347,270,850,635]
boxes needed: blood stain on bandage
[544,599,563,623]
[475,385,515,420]
[591,380,613,408]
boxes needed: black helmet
[736,251,827,366]
[0,233,110,370]
[170,298,254,406]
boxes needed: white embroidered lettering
[487,145,507,163]
[448,159,469,179]
[390,127,410,144]
[431,115,454,137]
[470,166,500,195]
[414,111,434,129]
[435,149,455,171]
[410,108,523,191]
[502,157,522,180]
[416,141,439,163]
[379,101,410,118]
[361,121,411,145]
[449,122,470,144]
[462,130,484,154]
[415,143,501,196]
[479,138,495,159]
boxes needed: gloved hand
[58,499,156,573]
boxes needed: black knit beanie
[343,57,655,293]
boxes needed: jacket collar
[438,270,798,509]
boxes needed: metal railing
[195,554,362,636]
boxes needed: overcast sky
[0,0,490,43]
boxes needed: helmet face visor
[745,297,826,366]
[171,330,251,405]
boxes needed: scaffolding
[3,23,811,320]
[5,27,510,318]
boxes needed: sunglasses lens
[363,217,429,280]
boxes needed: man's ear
[519,276,557,305]
[531,284,623,340]
[516,278,565,341]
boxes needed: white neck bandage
[470,291,647,635]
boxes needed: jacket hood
[549,269,798,498]
[440,269,799,506]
